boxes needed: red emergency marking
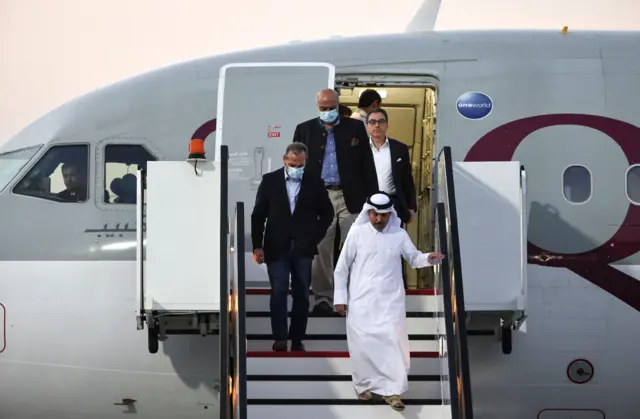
[0,303,6,354]
[268,132,281,138]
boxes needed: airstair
[231,146,475,419]
[133,62,529,419]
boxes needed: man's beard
[373,222,387,231]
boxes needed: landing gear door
[216,62,335,285]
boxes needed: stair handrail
[433,146,474,419]
[219,145,231,419]
[230,202,248,419]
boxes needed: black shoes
[312,301,334,315]
[291,341,306,352]
[272,340,306,352]
[272,341,287,352]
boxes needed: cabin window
[562,165,591,204]
[13,144,89,202]
[626,165,640,205]
[104,144,157,204]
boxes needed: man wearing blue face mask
[251,142,334,352]
[293,88,376,315]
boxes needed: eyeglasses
[367,119,387,126]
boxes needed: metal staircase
[223,146,474,419]
[245,289,447,418]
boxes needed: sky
[1,0,639,144]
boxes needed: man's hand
[428,252,445,265]
[253,249,265,264]
[408,209,416,223]
[335,304,347,316]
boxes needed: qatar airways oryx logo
[456,92,493,120]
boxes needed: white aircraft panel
[215,62,335,283]
[453,161,526,311]
[144,161,221,311]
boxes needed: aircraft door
[338,86,432,288]
[216,62,335,285]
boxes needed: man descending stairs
[244,288,452,419]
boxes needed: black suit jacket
[368,138,417,223]
[251,168,334,263]
[293,117,375,214]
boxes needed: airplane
[1,23,640,419]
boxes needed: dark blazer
[293,117,375,214]
[251,168,334,263]
[369,138,417,223]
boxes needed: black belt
[326,185,341,191]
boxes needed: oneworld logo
[456,92,493,120]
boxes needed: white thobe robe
[334,222,433,396]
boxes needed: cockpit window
[13,144,89,203]
[0,145,42,193]
[626,165,640,205]
[562,165,592,204]
[104,144,157,204]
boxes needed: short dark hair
[366,107,389,123]
[358,89,382,108]
[283,142,308,158]
[339,104,352,117]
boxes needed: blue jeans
[266,245,312,343]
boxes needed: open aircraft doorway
[336,76,438,289]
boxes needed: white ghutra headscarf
[352,192,402,228]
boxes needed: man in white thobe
[333,192,444,411]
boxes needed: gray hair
[316,88,339,102]
[283,142,308,158]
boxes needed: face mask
[319,108,339,124]
[286,166,304,180]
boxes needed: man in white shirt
[365,108,417,225]
[333,193,444,411]
[351,89,382,124]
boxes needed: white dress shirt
[284,169,302,214]
[370,138,396,195]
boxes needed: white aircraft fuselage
[1,30,639,419]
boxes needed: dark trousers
[266,243,312,343]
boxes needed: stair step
[247,351,441,375]
[248,404,450,419]
[245,293,440,313]
[247,338,439,352]
[245,316,445,335]
[248,398,443,405]
[246,311,442,318]
[247,378,448,400]
[247,333,439,340]
[247,374,445,380]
